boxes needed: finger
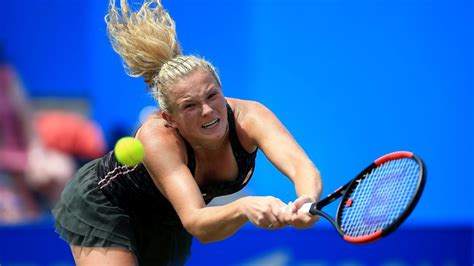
[279,204,289,214]
[271,205,286,226]
[278,201,294,214]
[265,213,282,230]
[267,198,289,226]
[287,201,298,214]
[293,195,313,209]
[278,204,294,224]
[295,212,318,228]
[273,197,287,207]
[264,201,283,229]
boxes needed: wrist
[235,196,251,221]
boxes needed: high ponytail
[105,0,222,114]
[105,0,181,87]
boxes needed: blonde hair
[106,0,221,113]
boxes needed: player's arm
[137,119,285,243]
[240,101,323,225]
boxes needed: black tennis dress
[53,104,258,265]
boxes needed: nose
[202,103,213,116]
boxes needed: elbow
[182,220,218,244]
[195,234,215,244]
[186,228,219,244]
[190,228,234,244]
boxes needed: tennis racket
[300,151,426,244]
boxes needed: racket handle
[300,202,317,215]
[281,202,317,215]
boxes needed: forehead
[170,69,219,100]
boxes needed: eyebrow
[177,98,194,106]
[207,87,218,93]
[175,83,219,105]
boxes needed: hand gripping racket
[301,151,426,244]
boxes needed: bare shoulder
[226,98,272,152]
[135,111,187,162]
[226,98,272,126]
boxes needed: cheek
[179,110,200,125]
[213,96,226,109]
[220,101,228,113]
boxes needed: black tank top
[97,103,258,219]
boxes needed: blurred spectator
[30,110,106,206]
[35,111,106,160]
[0,44,105,223]
[0,44,39,223]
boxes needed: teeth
[202,119,219,128]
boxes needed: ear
[161,112,178,128]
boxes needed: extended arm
[138,118,285,243]
[243,101,323,202]
[241,101,323,227]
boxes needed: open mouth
[202,118,220,129]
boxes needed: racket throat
[312,209,346,237]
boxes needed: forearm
[293,163,323,202]
[184,197,249,243]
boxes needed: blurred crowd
[0,46,106,224]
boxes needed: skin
[70,246,138,266]
[72,68,323,264]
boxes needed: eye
[208,91,218,99]
[183,103,195,110]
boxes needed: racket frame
[305,151,426,244]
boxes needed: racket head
[335,151,426,244]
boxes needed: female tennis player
[53,0,323,265]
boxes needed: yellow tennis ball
[114,137,144,166]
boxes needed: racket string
[340,158,420,237]
[351,159,418,236]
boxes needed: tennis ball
[114,137,144,166]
